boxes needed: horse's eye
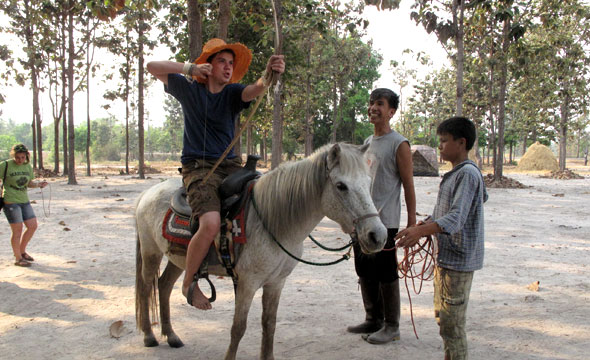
[336,182,348,191]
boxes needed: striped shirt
[433,160,488,272]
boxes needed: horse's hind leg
[158,260,184,348]
[136,249,163,347]
[260,279,286,360]
[224,285,257,360]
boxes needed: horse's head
[321,143,387,254]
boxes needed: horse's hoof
[143,335,159,347]
[165,334,184,348]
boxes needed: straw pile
[516,142,559,171]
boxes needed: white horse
[134,143,387,360]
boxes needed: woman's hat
[194,38,252,84]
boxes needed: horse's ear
[327,143,341,169]
[359,143,370,154]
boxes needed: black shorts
[353,228,398,282]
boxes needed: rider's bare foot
[182,284,212,310]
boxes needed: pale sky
[0,2,447,128]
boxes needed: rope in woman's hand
[397,234,436,339]
[39,183,51,217]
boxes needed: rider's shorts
[181,157,242,219]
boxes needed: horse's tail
[135,214,160,330]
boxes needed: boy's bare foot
[182,283,212,310]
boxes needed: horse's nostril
[368,231,377,244]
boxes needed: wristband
[182,62,192,76]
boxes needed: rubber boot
[365,279,400,344]
[347,277,383,334]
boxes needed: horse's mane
[253,143,367,235]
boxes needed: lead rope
[40,183,51,217]
[396,234,436,339]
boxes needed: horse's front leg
[224,283,257,360]
[260,279,287,360]
[158,260,185,348]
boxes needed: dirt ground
[0,160,589,359]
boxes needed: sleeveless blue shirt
[165,74,251,164]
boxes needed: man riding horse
[147,39,286,310]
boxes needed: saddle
[164,155,261,302]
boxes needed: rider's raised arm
[146,61,183,86]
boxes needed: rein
[308,234,352,252]
[250,188,352,267]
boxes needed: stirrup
[186,273,217,305]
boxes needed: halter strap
[352,212,380,225]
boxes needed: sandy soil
[0,167,589,359]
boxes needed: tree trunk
[67,4,77,185]
[137,13,145,179]
[57,10,66,174]
[86,27,91,176]
[330,82,338,143]
[246,124,252,155]
[304,40,313,157]
[472,128,483,168]
[187,0,203,61]
[62,77,68,175]
[558,94,569,172]
[494,17,511,180]
[218,0,230,40]
[31,120,37,169]
[33,73,43,170]
[452,0,465,116]
[494,17,510,181]
[54,116,60,173]
[263,129,268,166]
[61,11,68,176]
[125,33,130,175]
[521,134,527,157]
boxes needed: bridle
[325,163,380,235]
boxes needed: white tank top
[364,131,408,228]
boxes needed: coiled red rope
[397,235,436,339]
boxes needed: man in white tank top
[347,88,416,344]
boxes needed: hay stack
[517,142,559,171]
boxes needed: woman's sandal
[14,258,31,267]
[21,253,34,261]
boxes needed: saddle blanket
[162,208,248,246]
[162,208,192,245]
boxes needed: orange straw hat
[194,38,252,84]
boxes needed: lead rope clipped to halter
[396,233,436,339]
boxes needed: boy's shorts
[3,202,36,224]
[181,157,242,219]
